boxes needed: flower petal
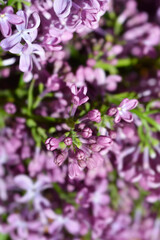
[0,32,21,50]
[7,13,24,25]
[0,19,11,37]
[53,0,72,18]
[123,99,138,111]
[120,111,133,122]
[14,174,33,190]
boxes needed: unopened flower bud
[76,150,85,161]
[87,109,101,123]
[45,137,60,151]
[108,107,117,116]
[97,136,112,147]
[64,137,72,146]
[82,127,92,138]
[54,152,66,166]
[4,103,16,114]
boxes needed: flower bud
[108,107,117,116]
[64,137,72,146]
[76,150,85,161]
[97,136,112,147]
[45,137,60,151]
[54,152,66,166]
[4,103,16,114]
[87,109,101,123]
[82,127,92,138]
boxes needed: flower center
[0,14,5,18]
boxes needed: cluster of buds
[45,109,113,179]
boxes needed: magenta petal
[114,112,121,123]
[79,96,89,105]
[54,0,72,18]
[2,6,13,14]
[123,99,139,111]
[119,98,129,107]
[121,111,133,122]
[65,219,80,234]
[7,13,24,24]
[0,19,11,37]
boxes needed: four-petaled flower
[109,98,138,123]
[0,6,23,37]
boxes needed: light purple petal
[25,12,40,33]
[7,13,24,25]
[71,84,78,95]
[33,44,45,60]
[16,10,27,31]
[123,99,139,111]
[0,32,21,51]
[9,43,23,54]
[17,191,34,203]
[54,0,72,18]
[120,111,133,122]
[0,19,11,37]
[119,98,129,107]
[14,175,33,190]
[65,219,80,234]
[19,52,33,72]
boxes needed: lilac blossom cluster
[0,0,160,239]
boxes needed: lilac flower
[71,84,89,116]
[10,43,45,72]
[4,103,16,114]
[14,174,51,210]
[45,137,60,151]
[108,98,138,123]
[0,7,23,37]
[43,208,80,234]
[0,10,40,51]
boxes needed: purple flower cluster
[0,0,160,239]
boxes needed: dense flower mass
[0,0,160,239]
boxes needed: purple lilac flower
[0,7,23,37]
[108,98,138,123]
[0,10,40,51]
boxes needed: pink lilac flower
[108,98,138,123]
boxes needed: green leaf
[114,21,123,35]
[8,0,31,6]
[0,233,9,240]
[49,127,56,134]
[95,61,118,74]
[37,127,47,140]
[116,58,138,67]
[26,119,37,128]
